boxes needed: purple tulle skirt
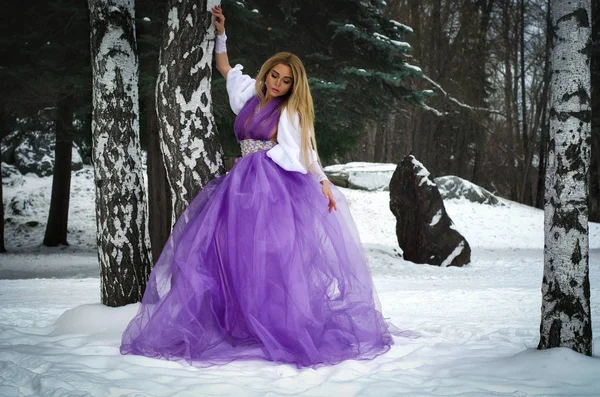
[120,149,393,368]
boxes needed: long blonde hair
[255,52,320,170]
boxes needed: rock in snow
[324,162,397,191]
[435,175,500,205]
[324,162,500,207]
[389,155,471,267]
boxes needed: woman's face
[265,63,293,100]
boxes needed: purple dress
[120,94,393,368]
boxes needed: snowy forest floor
[1,165,600,396]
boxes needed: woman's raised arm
[211,6,232,79]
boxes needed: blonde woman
[120,5,393,368]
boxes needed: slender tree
[137,0,172,260]
[156,0,225,224]
[43,94,76,246]
[539,0,592,356]
[89,0,152,306]
[0,108,7,253]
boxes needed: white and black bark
[539,0,593,356]
[156,0,224,224]
[590,0,600,222]
[44,94,75,247]
[89,0,151,307]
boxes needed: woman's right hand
[211,5,225,35]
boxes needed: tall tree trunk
[536,0,552,209]
[502,1,518,200]
[590,0,600,222]
[89,0,152,307]
[519,0,532,204]
[539,0,592,356]
[156,0,224,225]
[0,108,7,253]
[44,94,75,247]
[145,94,171,262]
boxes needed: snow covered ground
[1,165,600,396]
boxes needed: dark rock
[389,155,471,267]
[25,221,39,227]
[435,175,500,205]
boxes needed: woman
[120,6,393,368]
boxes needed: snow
[429,209,442,226]
[405,63,422,73]
[2,163,600,396]
[390,20,414,33]
[440,241,465,267]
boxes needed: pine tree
[89,0,152,306]
[213,0,426,161]
[156,0,225,224]
[538,0,592,356]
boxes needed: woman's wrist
[215,31,227,53]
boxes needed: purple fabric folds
[233,95,283,141]
[120,96,393,368]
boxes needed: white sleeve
[226,64,256,115]
[267,108,328,182]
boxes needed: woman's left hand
[321,180,337,213]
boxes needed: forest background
[1,0,599,248]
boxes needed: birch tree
[157,0,224,225]
[539,0,592,356]
[89,0,152,307]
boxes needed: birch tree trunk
[157,0,224,225]
[539,0,592,356]
[590,0,600,222]
[89,0,152,307]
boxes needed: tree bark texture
[590,0,600,222]
[156,0,224,226]
[44,94,75,247]
[539,0,592,356]
[89,0,152,307]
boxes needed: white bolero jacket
[226,64,327,182]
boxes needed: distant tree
[0,1,92,247]
[137,0,172,261]
[0,108,7,253]
[156,0,225,224]
[539,0,592,356]
[43,93,76,246]
[89,0,152,306]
